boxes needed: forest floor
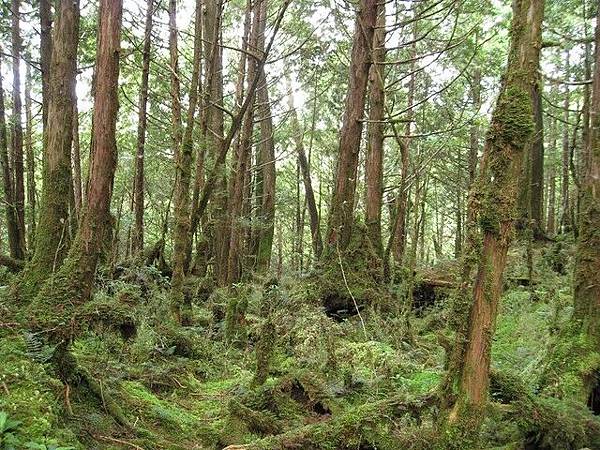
[1,237,598,449]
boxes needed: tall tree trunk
[171,0,203,324]
[560,53,571,233]
[324,0,377,254]
[225,0,260,285]
[72,95,82,218]
[20,0,79,300]
[39,0,52,137]
[0,51,20,260]
[572,2,600,404]
[25,54,36,245]
[131,0,154,256]
[469,68,481,185]
[547,116,557,236]
[529,75,545,234]
[11,0,27,258]
[440,0,542,443]
[364,1,386,258]
[32,0,122,330]
[287,75,322,259]
[253,6,276,272]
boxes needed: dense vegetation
[0,0,599,448]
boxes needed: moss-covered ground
[1,240,599,449]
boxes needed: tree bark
[560,53,571,233]
[131,0,154,256]
[287,75,322,260]
[32,0,122,327]
[11,0,27,258]
[0,51,20,261]
[440,0,542,442]
[39,0,52,137]
[546,116,557,236]
[171,0,203,324]
[572,1,600,403]
[364,2,386,258]
[21,0,80,300]
[324,0,377,254]
[25,54,36,246]
[253,4,276,272]
[225,0,259,285]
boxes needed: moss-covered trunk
[439,0,541,444]
[171,0,203,324]
[30,0,122,340]
[20,0,79,301]
[324,0,377,255]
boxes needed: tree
[20,0,80,300]
[31,0,123,337]
[11,0,27,258]
[171,0,203,324]
[131,0,154,256]
[440,0,542,443]
[364,1,386,258]
[0,50,20,261]
[324,0,377,254]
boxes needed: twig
[336,243,368,340]
[95,435,144,450]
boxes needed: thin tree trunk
[530,75,545,234]
[40,0,52,137]
[561,53,571,233]
[469,68,481,185]
[72,95,82,218]
[131,0,154,256]
[324,0,377,254]
[171,0,203,324]
[364,1,386,258]
[225,0,259,285]
[25,54,36,245]
[547,116,557,235]
[440,0,542,441]
[287,74,322,259]
[20,0,79,300]
[0,51,20,260]
[11,0,27,258]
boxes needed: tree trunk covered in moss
[20,0,80,301]
[11,0,27,259]
[364,2,386,258]
[0,53,20,261]
[572,2,600,403]
[560,53,572,233]
[31,0,122,336]
[253,0,276,272]
[324,0,377,255]
[171,0,203,324]
[225,0,259,285]
[440,0,541,443]
[131,0,154,256]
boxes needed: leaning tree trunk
[131,0,154,256]
[171,0,203,324]
[11,0,27,259]
[364,1,386,258]
[20,0,80,301]
[31,0,122,338]
[324,0,377,254]
[439,0,542,444]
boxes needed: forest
[0,0,599,448]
